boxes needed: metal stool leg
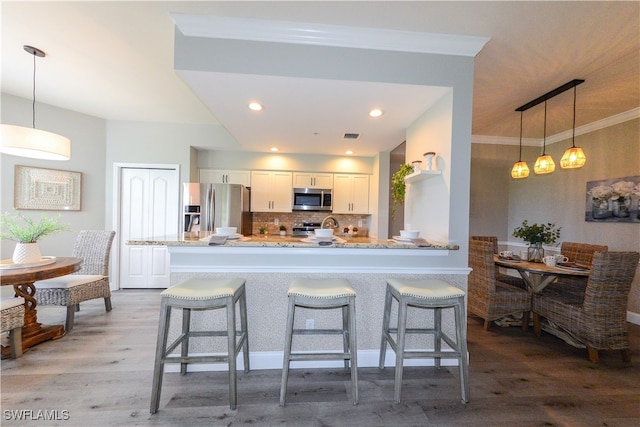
[454,299,470,403]
[434,307,442,369]
[393,296,408,403]
[239,288,250,373]
[226,295,238,410]
[180,308,191,375]
[348,296,358,405]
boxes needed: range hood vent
[343,133,360,140]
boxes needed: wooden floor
[2,289,639,426]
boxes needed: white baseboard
[627,311,640,325]
[165,349,461,373]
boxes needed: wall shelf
[404,169,442,183]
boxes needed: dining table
[494,255,590,293]
[1,256,81,358]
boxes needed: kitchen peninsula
[130,233,468,371]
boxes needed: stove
[291,222,321,237]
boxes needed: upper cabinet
[199,169,250,186]
[293,173,333,189]
[250,171,293,212]
[332,174,369,214]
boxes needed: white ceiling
[1,1,638,156]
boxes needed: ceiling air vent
[343,133,360,140]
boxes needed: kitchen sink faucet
[321,215,339,230]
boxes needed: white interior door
[119,167,179,288]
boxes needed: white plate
[392,236,415,243]
[307,235,337,241]
[0,256,57,270]
[200,233,243,241]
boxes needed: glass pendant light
[511,111,529,178]
[560,85,586,169]
[0,46,70,161]
[533,100,555,174]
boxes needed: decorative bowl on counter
[216,227,237,236]
[399,230,419,239]
[314,228,334,238]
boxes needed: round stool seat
[386,278,465,299]
[288,278,355,299]
[161,278,246,300]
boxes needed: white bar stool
[379,278,469,403]
[150,278,249,413]
[280,278,358,406]
[1,297,25,359]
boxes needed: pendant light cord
[542,101,547,155]
[518,111,523,161]
[31,49,37,129]
[571,86,577,148]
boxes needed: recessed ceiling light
[270,147,279,152]
[369,108,383,118]
[249,102,263,111]
[345,150,354,155]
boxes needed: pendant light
[560,85,586,168]
[510,111,529,178]
[533,100,555,174]
[0,45,71,161]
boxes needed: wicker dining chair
[35,230,116,331]
[468,239,531,331]
[1,297,25,358]
[533,251,639,363]
[548,242,609,298]
[470,235,525,289]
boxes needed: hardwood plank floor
[2,289,639,426]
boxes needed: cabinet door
[250,171,273,212]
[200,169,250,186]
[332,174,369,214]
[293,173,333,188]
[271,171,293,212]
[332,174,353,214]
[350,175,369,214]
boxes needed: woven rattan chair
[1,297,25,358]
[548,242,609,298]
[470,235,525,288]
[35,230,115,331]
[468,239,531,331]
[533,251,639,363]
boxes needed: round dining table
[1,257,81,358]
[494,255,590,293]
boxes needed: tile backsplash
[251,212,369,236]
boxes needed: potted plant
[391,163,415,219]
[1,211,70,264]
[279,225,287,236]
[512,220,561,262]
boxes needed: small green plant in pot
[512,220,561,262]
[391,163,415,219]
[279,225,287,236]
[1,211,70,264]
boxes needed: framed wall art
[585,175,640,223]
[14,165,82,211]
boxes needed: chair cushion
[0,296,25,310]
[36,275,106,289]
[161,278,245,300]
[288,278,355,299]
[387,278,465,299]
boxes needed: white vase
[12,242,42,264]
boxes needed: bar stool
[1,297,25,359]
[379,278,469,403]
[280,278,358,406]
[150,278,249,413]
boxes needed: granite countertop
[128,233,459,250]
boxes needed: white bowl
[216,227,237,236]
[399,230,419,239]
[314,228,334,238]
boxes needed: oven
[292,188,332,211]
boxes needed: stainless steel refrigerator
[182,183,252,235]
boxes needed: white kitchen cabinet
[199,169,250,186]
[332,174,369,214]
[250,171,292,212]
[293,173,333,189]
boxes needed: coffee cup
[542,256,556,267]
[555,254,569,263]
[520,250,528,261]
[499,251,513,258]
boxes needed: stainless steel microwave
[292,188,332,211]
